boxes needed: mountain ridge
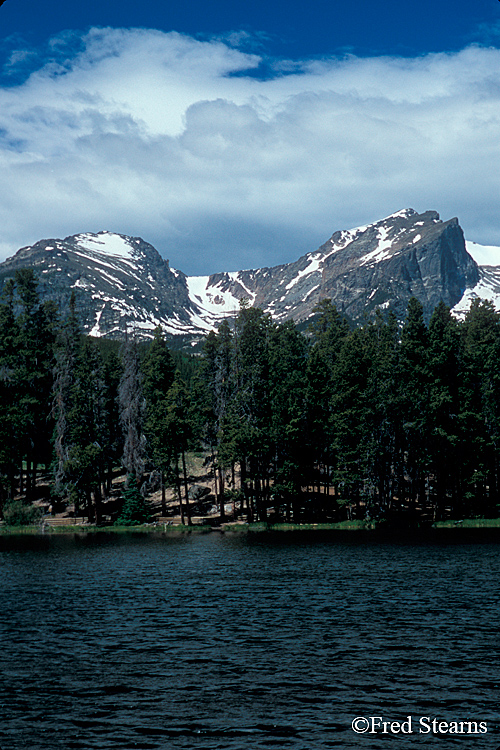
[0,209,498,345]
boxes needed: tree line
[0,270,196,524]
[1,268,499,525]
[196,296,500,524]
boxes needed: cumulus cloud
[1,29,500,274]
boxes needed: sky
[1,0,500,275]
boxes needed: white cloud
[1,29,500,274]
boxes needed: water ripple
[1,532,500,748]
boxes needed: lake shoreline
[2,518,500,536]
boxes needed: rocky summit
[196,208,480,325]
[0,232,202,346]
[0,209,498,345]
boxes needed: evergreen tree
[458,299,500,516]
[0,279,21,503]
[233,305,272,521]
[369,310,401,517]
[102,349,123,495]
[164,373,193,525]
[308,299,350,369]
[53,298,108,522]
[65,337,108,522]
[331,325,376,516]
[14,269,57,498]
[195,327,231,517]
[305,344,332,498]
[115,473,152,525]
[143,326,175,403]
[119,336,146,480]
[427,301,460,519]
[53,291,83,502]
[142,327,175,514]
[399,297,430,512]
[306,299,349,509]
[269,320,308,520]
[212,320,236,519]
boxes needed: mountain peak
[383,208,418,220]
[0,209,492,344]
[71,231,140,260]
[195,209,478,325]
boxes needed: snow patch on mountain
[359,227,394,266]
[450,241,500,318]
[185,274,248,332]
[465,241,500,266]
[186,275,240,315]
[285,254,322,290]
[386,209,415,220]
[452,266,500,318]
[323,209,434,268]
[230,272,257,302]
[75,232,138,261]
[325,227,366,256]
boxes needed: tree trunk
[161,472,167,516]
[94,484,103,525]
[175,455,185,524]
[8,465,15,500]
[181,448,191,526]
[218,466,225,521]
[106,462,113,494]
[32,461,37,500]
[26,455,32,500]
[86,488,94,523]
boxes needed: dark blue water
[1,530,500,749]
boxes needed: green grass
[433,518,500,529]
[0,525,45,535]
[249,518,500,531]
[246,520,377,532]
[0,522,212,535]
[4,517,500,536]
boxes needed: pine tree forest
[1,268,500,527]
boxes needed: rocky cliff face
[0,209,489,343]
[192,209,479,324]
[0,231,206,344]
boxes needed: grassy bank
[432,518,500,529]
[0,523,212,535]
[243,520,377,532]
[242,518,500,532]
[3,518,500,535]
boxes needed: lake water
[1,530,500,749]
